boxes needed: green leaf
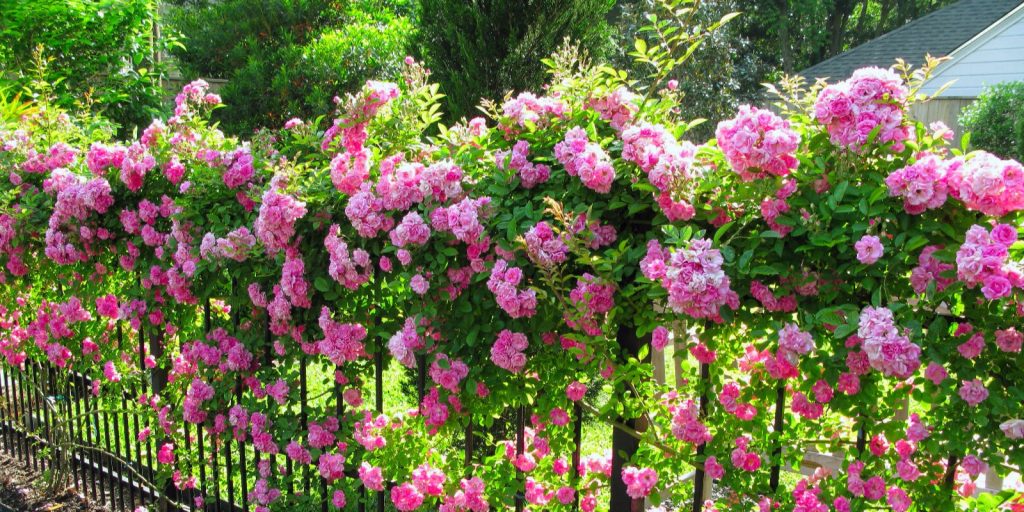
[314,277,330,292]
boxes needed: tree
[168,0,415,134]
[961,81,1024,162]
[416,0,615,120]
[0,0,168,133]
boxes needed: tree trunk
[877,0,895,36]
[827,0,856,58]
[776,0,793,73]
[853,0,870,41]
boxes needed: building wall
[910,97,976,139]
[922,4,1024,96]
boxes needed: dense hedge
[961,81,1024,163]
[1,10,1023,512]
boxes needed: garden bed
[0,451,109,512]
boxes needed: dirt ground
[0,450,110,512]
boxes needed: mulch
[0,450,110,512]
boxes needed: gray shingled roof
[801,0,1023,81]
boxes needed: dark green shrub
[416,0,615,121]
[0,0,168,133]
[169,0,414,134]
[960,81,1024,161]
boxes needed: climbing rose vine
[0,41,1022,512]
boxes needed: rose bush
[1,12,1023,512]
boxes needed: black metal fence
[0,297,601,512]
[9,300,995,511]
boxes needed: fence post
[149,323,173,512]
[609,325,649,512]
[769,386,785,492]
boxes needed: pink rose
[855,235,884,265]
[958,379,988,406]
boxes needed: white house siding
[922,3,1024,96]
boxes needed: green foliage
[0,84,37,128]
[0,0,169,133]
[169,0,415,134]
[416,0,615,121]
[617,0,743,138]
[960,81,1024,162]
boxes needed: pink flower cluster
[846,461,887,501]
[345,186,393,238]
[524,221,568,267]
[955,224,1020,300]
[411,463,447,496]
[45,174,115,264]
[390,212,431,248]
[814,67,910,152]
[620,123,704,220]
[565,273,615,336]
[439,477,488,512]
[490,329,528,373]
[280,249,310,307]
[20,142,77,174]
[670,399,712,445]
[200,227,257,262]
[885,154,949,213]
[730,436,761,472]
[945,151,1024,216]
[554,127,616,193]
[486,260,537,318]
[857,306,921,379]
[588,87,637,131]
[172,79,221,119]
[497,140,550,189]
[715,105,800,181]
[640,238,739,321]
[221,147,255,189]
[388,317,423,368]
[318,452,347,482]
[351,411,388,452]
[420,387,453,431]
[570,213,617,249]
[376,157,426,211]
[909,245,954,294]
[429,353,469,392]
[183,378,214,424]
[431,197,490,244]
[254,187,307,255]
[331,148,371,194]
[316,307,367,365]
[718,382,757,420]
[621,466,657,499]
[779,322,815,358]
[324,224,373,289]
[500,92,567,132]
[750,281,797,312]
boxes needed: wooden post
[610,325,650,512]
